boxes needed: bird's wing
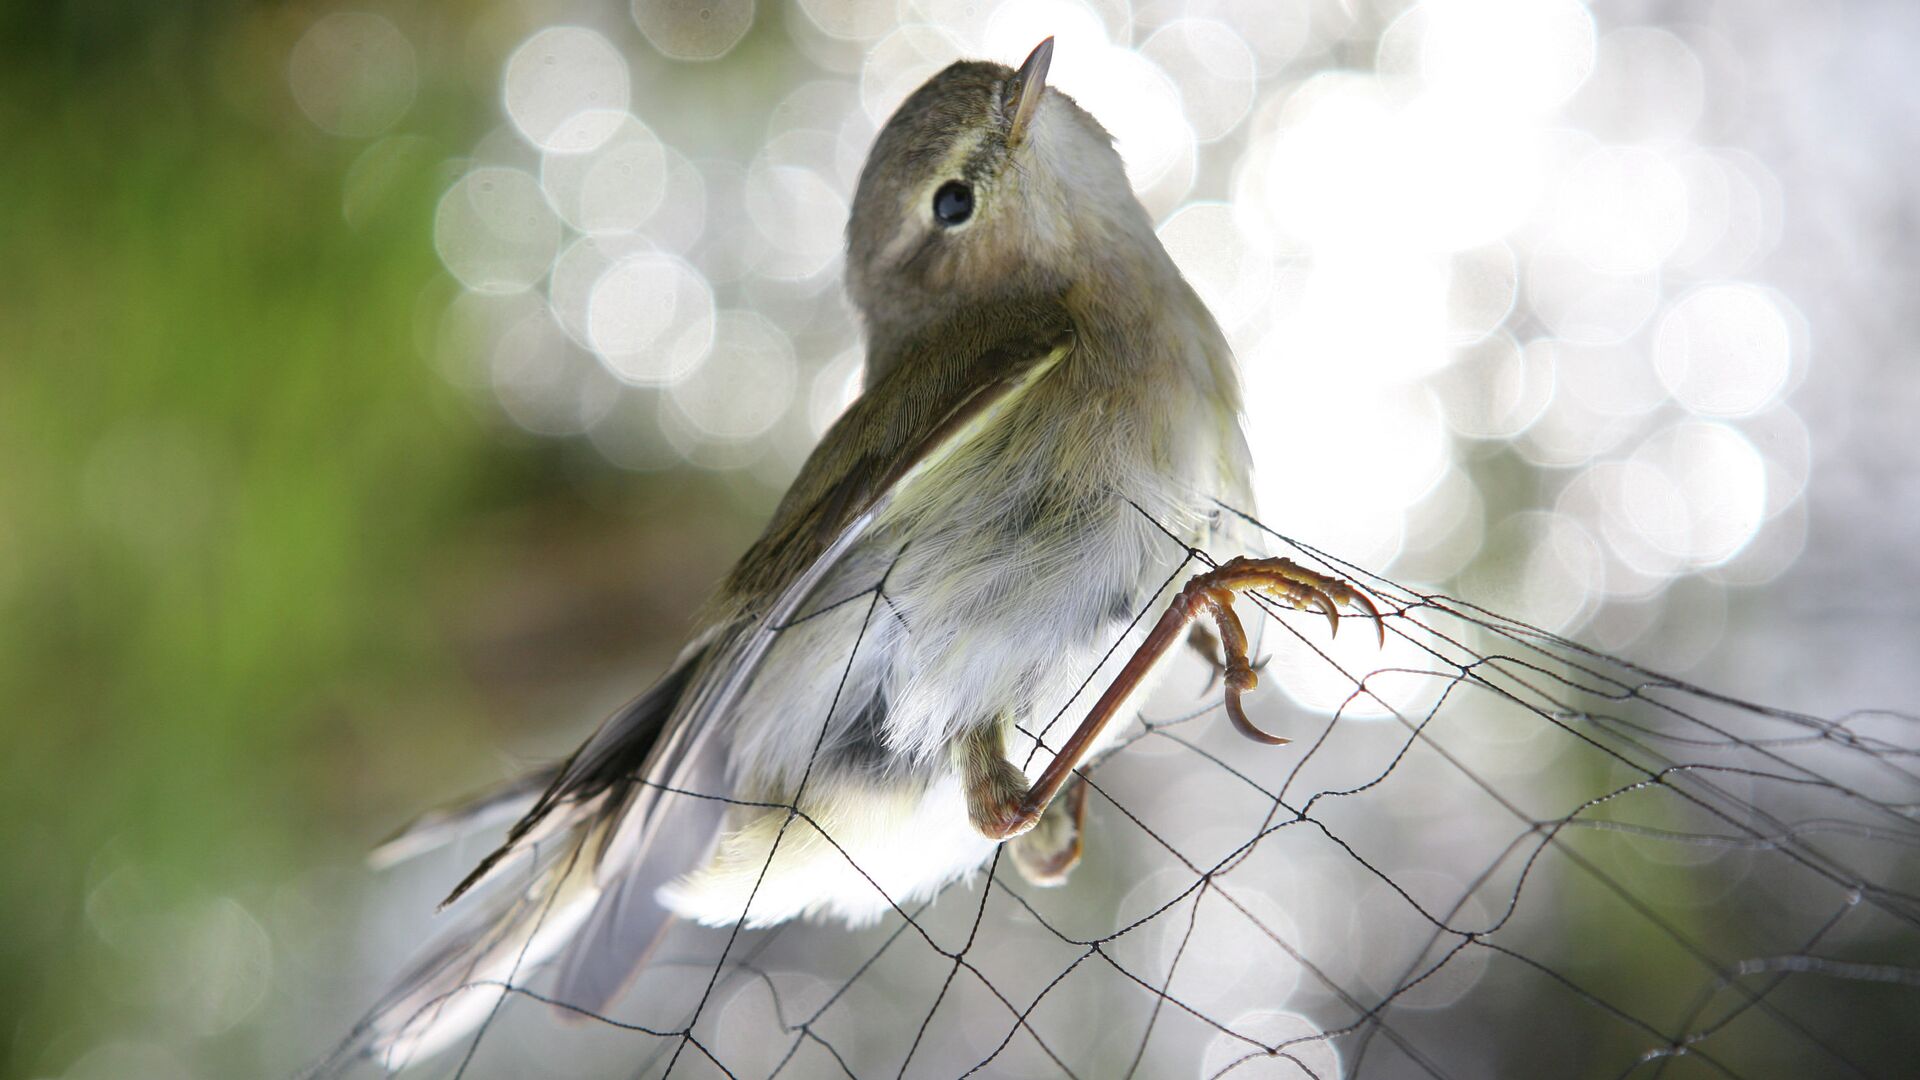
[432,302,1077,1021]
[713,298,1079,621]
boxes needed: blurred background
[3,0,1917,1077]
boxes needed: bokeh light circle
[1142,19,1258,143]
[541,113,670,234]
[1555,147,1690,273]
[1458,510,1605,632]
[490,309,618,436]
[1434,332,1553,440]
[1653,284,1794,417]
[585,252,717,384]
[504,27,631,152]
[288,13,417,138]
[1417,0,1597,115]
[1157,202,1273,334]
[1576,27,1706,145]
[795,0,895,42]
[434,167,562,294]
[1625,421,1769,567]
[666,310,799,443]
[1199,1010,1339,1079]
[744,140,849,280]
[633,0,756,62]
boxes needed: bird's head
[846,39,1160,344]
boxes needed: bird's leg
[960,719,1089,881]
[972,556,1382,841]
[960,716,1032,840]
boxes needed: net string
[311,494,1920,1080]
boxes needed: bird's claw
[1174,556,1385,745]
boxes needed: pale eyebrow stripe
[877,127,993,266]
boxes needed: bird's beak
[1006,37,1054,149]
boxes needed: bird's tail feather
[366,762,562,871]
[323,649,726,1075]
[330,814,607,1074]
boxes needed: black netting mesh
[314,498,1920,1079]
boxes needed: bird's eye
[932,181,974,226]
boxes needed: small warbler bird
[348,38,1375,1070]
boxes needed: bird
[339,37,1378,1072]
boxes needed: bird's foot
[1009,777,1089,886]
[961,556,1382,841]
[1183,556,1383,745]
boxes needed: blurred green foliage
[0,6,790,1072]
[0,6,565,1075]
